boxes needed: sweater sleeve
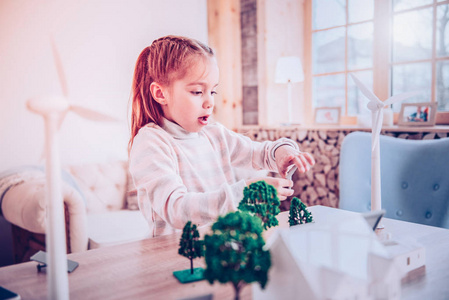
[211,123,299,172]
[129,127,247,231]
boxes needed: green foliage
[288,197,313,226]
[204,211,271,299]
[238,180,280,230]
[178,221,204,273]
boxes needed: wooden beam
[207,0,243,130]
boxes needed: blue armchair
[339,131,449,229]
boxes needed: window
[309,0,449,122]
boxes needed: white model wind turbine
[350,74,418,226]
[26,38,117,300]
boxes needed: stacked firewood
[238,128,345,208]
[238,127,447,210]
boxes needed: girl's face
[162,56,219,132]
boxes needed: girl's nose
[203,95,214,109]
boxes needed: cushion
[66,161,128,213]
[126,170,138,210]
[87,210,150,249]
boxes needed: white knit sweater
[129,118,298,237]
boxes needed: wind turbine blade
[50,36,69,98]
[57,111,68,131]
[350,73,382,105]
[70,105,119,122]
[384,91,421,106]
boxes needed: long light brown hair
[128,35,214,152]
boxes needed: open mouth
[198,115,209,125]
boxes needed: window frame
[305,0,449,125]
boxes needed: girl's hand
[246,177,294,201]
[274,145,315,178]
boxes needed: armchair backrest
[339,131,449,229]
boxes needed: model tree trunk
[233,281,244,300]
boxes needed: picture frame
[314,107,341,125]
[398,102,437,126]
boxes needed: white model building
[253,206,424,300]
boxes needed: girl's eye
[211,91,218,96]
[191,91,203,95]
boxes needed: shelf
[237,125,449,133]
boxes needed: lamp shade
[275,56,304,84]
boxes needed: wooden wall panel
[241,0,259,125]
[207,0,243,130]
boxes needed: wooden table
[1,206,448,300]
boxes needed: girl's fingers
[290,152,315,174]
[281,155,295,176]
[304,152,316,165]
[297,155,310,172]
[280,178,293,188]
[292,156,306,173]
[277,185,294,201]
[267,178,294,200]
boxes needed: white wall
[0,0,208,171]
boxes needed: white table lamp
[275,56,304,125]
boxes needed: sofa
[0,160,270,266]
[0,161,148,265]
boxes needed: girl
[129,35,315,237]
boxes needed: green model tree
[173,221,205,283]
[238,180,280,230]
[288,197,313,226]
[204,211,271,300]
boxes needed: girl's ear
[150,82,167,105]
